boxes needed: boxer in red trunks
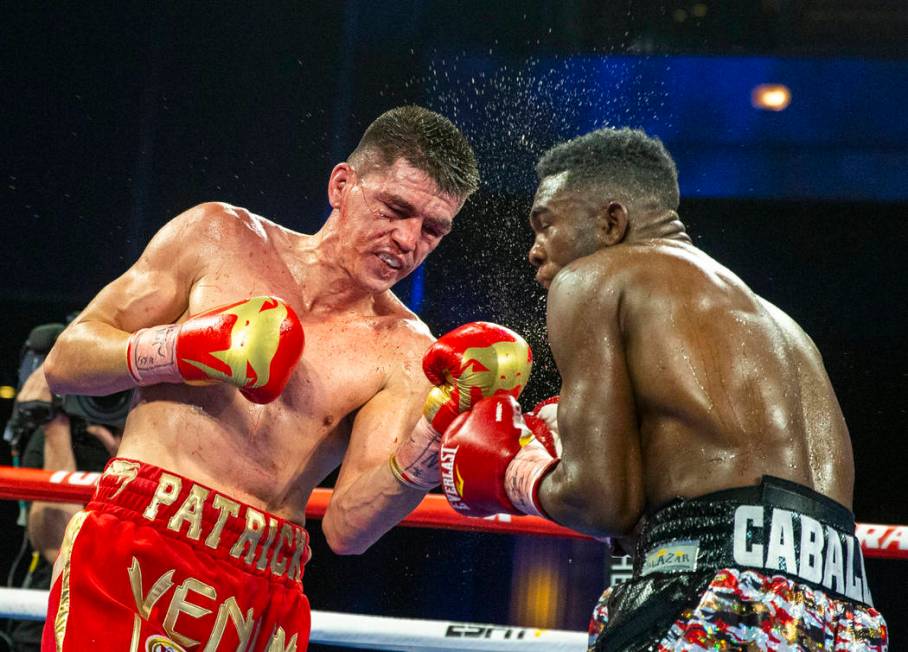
[43,106,529,651]
[437,127,888,650]
[48,459,312,650]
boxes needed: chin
[358,277,392,294]
[355,261,401,293]
[535,271,554,289]
[536,263,564,289]
[359,271,399,294]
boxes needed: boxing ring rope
[1,466,905,559]
[0,466,905,651]
[0,467,589,539]
[0,466,590,650]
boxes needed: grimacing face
[340,158,463,292]
[527,171,600,289]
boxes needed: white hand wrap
[504,438,557,517]
[389,416,442,490]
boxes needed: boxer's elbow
[540,465,643,537]
[321,513,371,556]
[326,536,370,557]
[44,334,87,395]
[43,344,71,395]
[325,534,367,556]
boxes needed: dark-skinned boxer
[440,128,888,650]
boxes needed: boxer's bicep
[339,321,434,483]
[45,204,220,394]
[540,266,644,536]
[77,204,225,333]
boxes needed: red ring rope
[0,466,904,559]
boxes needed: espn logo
[445,624,531,639]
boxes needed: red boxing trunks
[43,458,311,652]
[588,476,888,651]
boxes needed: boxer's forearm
[30,416,82,563]
[28,501,82,563]
[321,464,426,555]
[44,321,134,396]
[43,416,77,470]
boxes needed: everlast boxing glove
[389,322,533,490]
[440,394,559,518]
[126,296,304,404]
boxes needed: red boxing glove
[389,322,533,491]
[126,296,304,404]
[440,395,558,518]
[422,322,532,434]
[389,322,532,491]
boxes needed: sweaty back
[617,240,854,510]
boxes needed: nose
[391,219,420,253]
[528,239,545,269]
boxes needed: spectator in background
[5,365,119,652]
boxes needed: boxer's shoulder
[547,246,685,328]
[393,316,435,358]
[166,202,274,248]
[314,291,431,351]
[549,252,625,309]
[620,240,740,286]
[370,292,434,349]
[558,242,734,307]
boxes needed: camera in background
[3,322,133,451]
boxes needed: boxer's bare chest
[186,233,391,417]
[123,226,404,509]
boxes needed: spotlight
[752,84,791,111]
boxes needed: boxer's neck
[626,210,691,244]
[294,230,381,314]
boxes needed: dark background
[1,1,906,648]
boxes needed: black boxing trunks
[44,458,312,651]
[588,476,888,651]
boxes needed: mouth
[376,252,404,271]
[534,270,552,289]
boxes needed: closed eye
[529,209,551,233]
[423,219,451,238]
[386,204,408,219]
[377,203,404,220]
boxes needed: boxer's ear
[327,163,354,209]
[598,201,629,246]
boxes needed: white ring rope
[0,587,589,651]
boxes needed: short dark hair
[349,105,480,199]
[535,128,679,211]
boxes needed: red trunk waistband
[88,457,310,586]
